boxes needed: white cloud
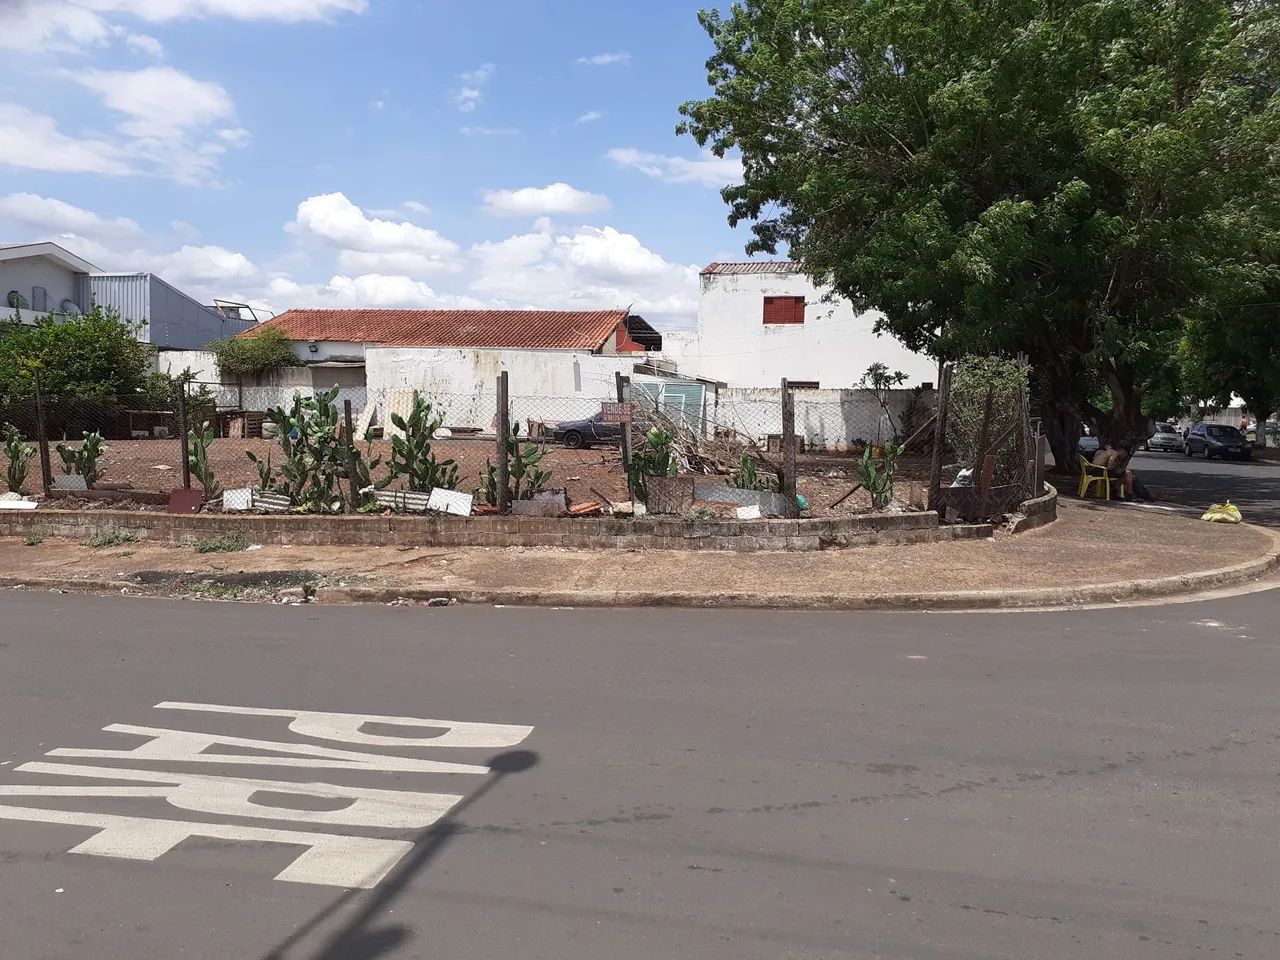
[574,110,604,125]
[216,127,252,148]
[290,192,460,273]
[576,52,630,66]
[147,244,260,284]
[369,99,385,111]
[460,126,520,137]
[0,105,134,176]
[403,200,431,215]
[125,33,164,57]
[481,183,610,218]
[451,63,494,113]
[607,147,743,188]
[0,191,143,245]
[0,0,366,53]
[73,66,234,138]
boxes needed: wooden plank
[780,378,798,518]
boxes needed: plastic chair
[1078,455,1111,500]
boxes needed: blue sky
[0,0,750,328]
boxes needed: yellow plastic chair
[1078,455,1112,500]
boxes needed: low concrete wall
[1008,484,1058,534]
[0,508,994,553]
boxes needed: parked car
[1143,422,1182,452]
[1184,422,1253,460]
[1078,433,1100,458]
[1245,424,1280,445]
[552,412,621,449]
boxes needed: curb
[4,524,1278,612]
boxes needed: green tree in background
[0,306,153,400]
[209,327,301,380]
[679,0,1280,467]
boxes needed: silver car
[1144,422,1181,452]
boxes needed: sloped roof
[700,261,805,276]
[0,241,100,274]
[246,308,632,350]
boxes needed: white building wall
[684,271,938,389]
[366,346,641,430]
[1,257,85,315]
[154,349,220,382]
[715,386,935,451]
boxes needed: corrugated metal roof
[244,308,631,351]
[700,261,805,276]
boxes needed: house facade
[1,241,254,349]
[673,262,938,390]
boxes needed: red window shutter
[763,296,805,324]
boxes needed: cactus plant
[2,423,35,494]
[187,420,222,499]
[55,431,106,488]
[387,391,458,492]
[479,422,551,506]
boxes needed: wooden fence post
[33,369,52,497]
[781,377,799,518]
[176,379,192,491]
[927,365,952,513]
[343,399,360,511]
[496,371,510,514]
[616,371,634,502]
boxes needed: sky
[0,0,752,330]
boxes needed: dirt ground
[67,438,937,515]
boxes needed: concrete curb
[6,524,1275,612]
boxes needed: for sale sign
[600,401,635,424]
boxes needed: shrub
[854,442,904,510]
[628,427,678,502]
[193,533,248,553]
[730,452,776,492]
[87,528,136,548]
[947,356,1030,482]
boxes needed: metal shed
[87,273,255,350]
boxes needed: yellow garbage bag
[1201,501,1243,524]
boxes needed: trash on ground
[1201,501,1242,524]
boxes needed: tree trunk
[1042,399,1081,474]
[1097,367,1152,452]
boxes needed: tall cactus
[387,391,459,492]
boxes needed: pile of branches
[638,404,783,483]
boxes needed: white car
[1144,422,1181,452]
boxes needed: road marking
[0,805,412,888]
[155,701,534,749]
[0,702,534,887]
[49,725,491,773]
[5,763,463,829]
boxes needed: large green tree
[0,306,154,401]
[680,0,1280,466]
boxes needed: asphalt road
[1126,449,1280,526]
[2,593,1279,959]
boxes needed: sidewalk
[1,501,1276,610]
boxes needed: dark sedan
[1184,422,1252,460]
[552,412,621,449]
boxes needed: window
[763,295,805,325]
[787,380,820,390]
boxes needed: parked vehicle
[553,412,621,449]
[1143,422,1182,452]
[1245,424,1280,445]
[1184,422,1253,460]
[1077,432,1100,458]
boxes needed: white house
[1,240,253,349]
[674,261,938,389]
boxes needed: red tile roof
[244,308,631,351]
[700,261,805,276]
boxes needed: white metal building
[674,262,938,390]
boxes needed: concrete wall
[714,386,935,450]
[683,271,938,389]
[155,349,220,382]
[1,257,86,315]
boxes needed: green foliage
[192,533,248,554]
[248,387,364,512]
[679,0,1280,452]
[480,423,551,506]
[187,420,222,499]
[854,442,904,511]
[209,327,301,379]
[87,528,136,549]
[387,391,459,492]
[628,427,678,502]
[730,452,776,492]
[23,532,43,547]
[0,306,153,401]
[2,423,34,494]
[859,363,909,442]
[56,431,106,488]
[947,356,1030,483]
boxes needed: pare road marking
[0,701,534,888]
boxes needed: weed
[87,529,137,549]
[193,533,249,554]
[23,532,44,547]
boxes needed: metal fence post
[780,377,799,518]
[616,371,634,502]
[927,365,952,513]
[176,379,192,490]
[33,369,52,497]
[343,399,360,511]
[496,371,511,514]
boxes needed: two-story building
[670,261,938,389]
